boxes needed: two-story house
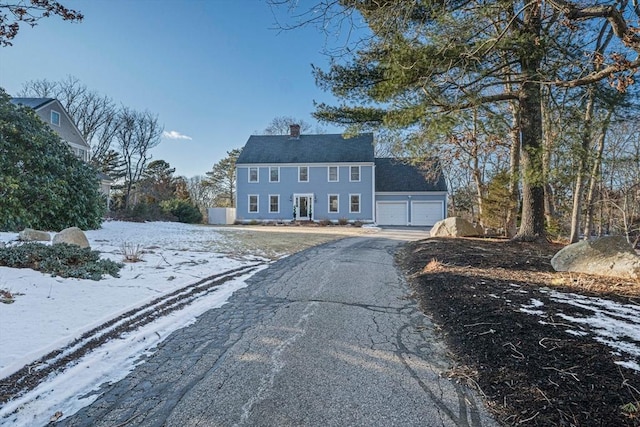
[235,125,448,226]
[10,97,112,200]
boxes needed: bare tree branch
[0,1,83,46]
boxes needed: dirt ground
[398,237,640,426]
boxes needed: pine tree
[278,0,640,241]
[205,148,242,208]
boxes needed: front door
[295,195,313,220]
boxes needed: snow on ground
[0,221,269,425]
[519,289,640,372]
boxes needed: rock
[430,217,483,238]
[18,228,51,242]
[551,236,640,280]
[53,227,90,249]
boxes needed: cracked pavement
[58,233,497,427]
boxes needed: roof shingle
[236,133,375,164]
[9,98,55,110]
[375,158,447,192]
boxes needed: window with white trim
[269,167,279,182]
[248,167,259,183]
[51,110,61,126]
[328,166,338,182]
[248,195,259,212]
[299,166,309,182]
[328,194,339,213]
[349,194,360,213]
[350,166,360,182]
[73,147,88,161]
[269,195,279,213]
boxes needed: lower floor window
[249,195,258,213]
[350,194,360,213]
[329,194,339,213]
[269,195,279,213]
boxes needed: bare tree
[115,108,163,209]
[19,76,119,164]
[264,116,315,135]
[600,120,640,242]
[0,1,83,46]
[185,175,217,218]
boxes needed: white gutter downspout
[371,162,376,223]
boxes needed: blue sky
[0,0,348,177]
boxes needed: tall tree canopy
[274,0,640,241]
[138,160,177,204]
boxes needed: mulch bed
[398,237,640,426]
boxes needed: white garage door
[411,201,443,226]
[376,202,408,225]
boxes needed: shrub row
[0,242,123,281]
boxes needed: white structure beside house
[10,98,113,200]
[235,125,448,226]
[208,207,236,225]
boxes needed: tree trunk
[472,149,485,226]
[470,110,485,226]
[569,88,595,243]
[541,87,556,228]
[514,11,545,241]
[505,99,520,238]
[514,3,546,242]
[583,115,610,238]
[515,91,546,241]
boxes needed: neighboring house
[10,98,113,201]
[235,125,447,226]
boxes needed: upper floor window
[269,167,279,182]
[350,166,360,182]
[328,166,338,182]
[299,166,309,182]
[329,194,339,213]
[51,110,61,126]
[248,167,259,183]
[350,194,361,213]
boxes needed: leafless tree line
[18,76,163,209]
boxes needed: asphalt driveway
[59,233,495,426]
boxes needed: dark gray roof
[237,133,375,164]
[10,98,55,110]
[375,158,447,192]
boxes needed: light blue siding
[236,164,374,222]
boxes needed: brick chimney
[289,124,301,139]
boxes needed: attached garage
[376,202,408,225]
[375,158,448,227]
[411,201,444,226]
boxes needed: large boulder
[18,228,51,242]
[551,236,640,280]
[430,217,483,238]
[53,227,90,249]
